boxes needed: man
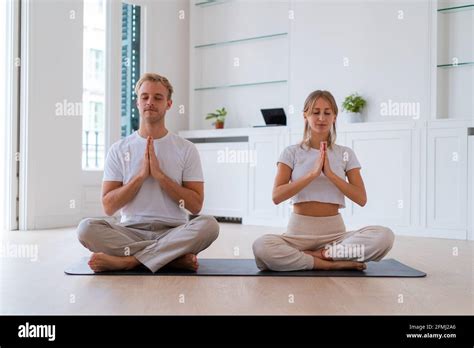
[76,73,219,273]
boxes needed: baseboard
[32,214,83,230]
[388,226,468,240]
[241,218,469,240]
[243,216,287,228]
[27,213,470,240]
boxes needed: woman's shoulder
[332,143,356,154]
[283,143,357,156]
[285,143,300,151]
[283,143,311,156]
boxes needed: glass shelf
[195,32,288,49]
[195,0,231,6]
[194,79,287,91]
[437,61,474,68]
[438,3,474,13]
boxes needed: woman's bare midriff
[293,201,339,217]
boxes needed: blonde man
[76,73,219,272]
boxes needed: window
[121,2,141,138]
[90,48,104,81]
[82,0,106,170]
[91,102,105,130]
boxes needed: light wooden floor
[0,223,472,315]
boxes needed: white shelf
[179,126,289,139]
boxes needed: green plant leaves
[205,107,227,120]
[342,93,366,113]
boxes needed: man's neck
[138,123,168,140]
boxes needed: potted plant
[206,107,227,129]
[341,93,366,123]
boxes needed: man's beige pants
[253,213,395,271]
[76,215,219,272]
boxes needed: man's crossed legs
[76,215,219,273]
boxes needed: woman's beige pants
[252,213,395,271]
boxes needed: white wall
[436,1,474,119]
[289,0,431,129]
[189,0,432,130]
[20,0,472,237]
[21,0,84,229]
[184,0,473,240]
[138,0,190,133]
[190,0,290,130]
[20,0,190,229]
[80,0,191,221]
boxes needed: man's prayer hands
[137,136,165,182]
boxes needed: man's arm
[101,175,147,216]
[155,176,204,215]
[145,136,204,214]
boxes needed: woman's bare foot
[308,254,366,271]
[167,254,199,271]
[88,252,140,272]
[304,249,332,261]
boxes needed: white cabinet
[427,127,468,230]
[195,142,249,218]
[181,127,289,226]
[245,133,288,226]
[467,133,474,240]
[182,123,472,240]
[344,130,412,227]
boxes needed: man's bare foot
[88,252,140,272]
[167,254,199,271]
[311,255,367,271]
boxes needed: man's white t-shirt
[103,130,204,224]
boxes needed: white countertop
[179,119,473,139]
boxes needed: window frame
[120,2,141,139]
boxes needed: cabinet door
[247,133,286,225]
[195,142,248,218]
[345,130,412,227]
[469,134,474,240]
[427,128,467,230]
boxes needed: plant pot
[343,112,363,123]
[215,120,224,129]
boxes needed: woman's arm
[272,150,325,205]
[323,156,367,206]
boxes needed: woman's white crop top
[278,143,362,208]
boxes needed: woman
[252,90,394,271]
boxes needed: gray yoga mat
[64,258,426,277]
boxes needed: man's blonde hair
[134,73,174,100]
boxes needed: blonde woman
[253,90,394,271]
